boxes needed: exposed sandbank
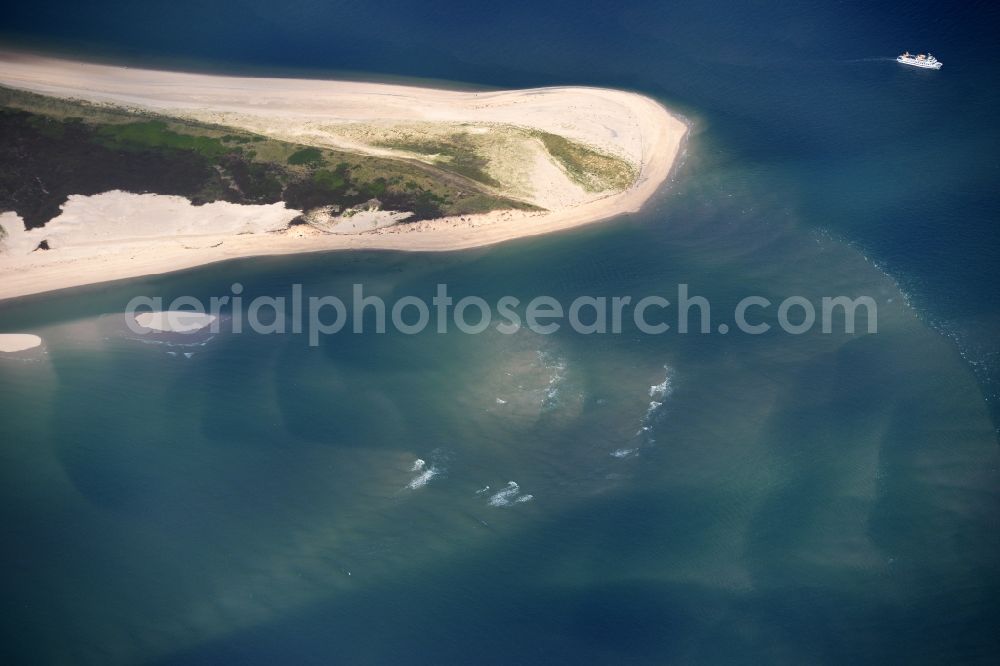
[134,311,218,333]
[0,52,688,301]
[0,333,42,352]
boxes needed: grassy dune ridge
[364,121,638,195]
[0,87,538,229]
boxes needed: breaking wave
[403,449,451,491]
[538,351,567,411]
[487,481,533,507]
[406,466,438,490]
[613,365,675,457]
[641,365,674,434]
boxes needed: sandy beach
[0,52,687,301]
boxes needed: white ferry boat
[897,52,942,69]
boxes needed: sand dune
[0,52,687,300]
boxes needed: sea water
[1,0,998,662]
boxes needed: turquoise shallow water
[2,0,1000,662]
[1,136,998,663]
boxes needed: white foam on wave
[488,481,528,507]
[406,466,438,490]
[131,334,217,349]
[613,365,675,457]
[644,366,674,420]
[649,367,673,400]
[410,458,426,472]
[536,350,568,411]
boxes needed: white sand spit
[0,52,688,300]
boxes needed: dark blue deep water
[1,1,999,663]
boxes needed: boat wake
[841,56,897,63]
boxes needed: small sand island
[134,311,218,333]
[0,333,42,352]
[0,52,687,300]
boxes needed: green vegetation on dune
[0,87,535,229]
[0,109,224,227]
[376,134,500,187]
[286,147,325,166]
[530,130,637,192]
[313,165,348,190]
[219,134,263,144]
[95,120,232,159]
[373,122,637,197]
